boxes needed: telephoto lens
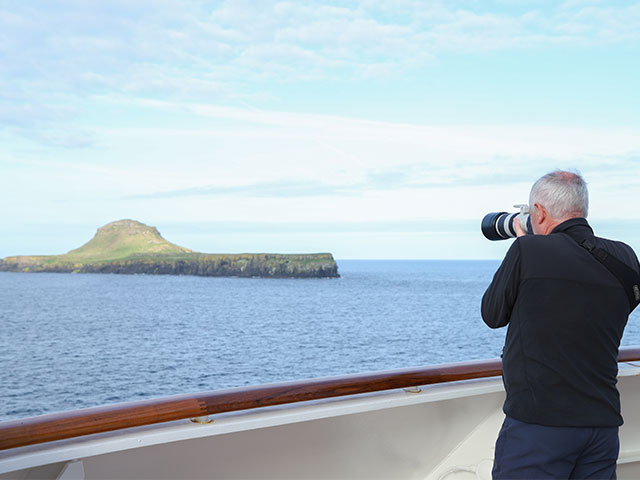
[482,212,519,240]
[481,208,532,241]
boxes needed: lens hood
[482,212,509,241]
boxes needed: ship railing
[1,346,639,451]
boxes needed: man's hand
[514,217,527,237]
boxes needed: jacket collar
[550,217,594,237]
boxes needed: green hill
[0,220,339,278]
[66,219,191,260]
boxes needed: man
[482,170,640,479]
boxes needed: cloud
[127,148,640,202]
[3,1,639,101]
[158,218,477,235]
[131,179,361,199]
[83,98,638,199]
[2,0,640,147]
[0,102,97,148]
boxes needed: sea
[2,260,640,422]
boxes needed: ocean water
[1,260,640,421]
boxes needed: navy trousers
[492,416,619,479]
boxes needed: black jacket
[482,218,639,427]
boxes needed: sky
[1,0,640,260]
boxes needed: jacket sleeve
[481,239,521,329]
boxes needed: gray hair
[529,170,589,220]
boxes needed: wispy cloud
[159,218,477,235]
[131,179,361,199]
[128,150,640,201]
[2,0,639,141]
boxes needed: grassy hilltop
[0,220,339,278]
[65,219,192,260]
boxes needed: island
[0,219,339,278]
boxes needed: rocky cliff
[0,220,339,279]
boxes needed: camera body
[482,204,532,241]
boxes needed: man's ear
[534,203,546,224]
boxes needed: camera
[482,204,532,241]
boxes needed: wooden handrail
[1,346,639,452]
